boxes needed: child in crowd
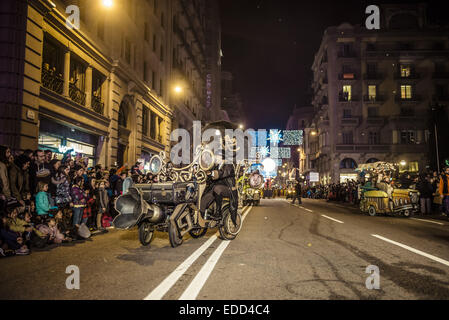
[71,177,86,227]
[35,182,58,219]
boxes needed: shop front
[38,117,99,167]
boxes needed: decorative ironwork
[69,83,86,106]
[41,67,64,94]
[91,93,104,115]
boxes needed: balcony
[363,95,386,104]
[433,94,449,102]
[363,73,383,81]
[41,67,64,95]
[337,51,357,58]
[91,93,104,115]
[366,117,385,126]
[432,72,449,80]
[394,72,420,80]
[338,94,359,102]
[395,95,422,104]
[338,73,357,80]
[340,117,360,126]
[336,144,391,152]
[69,83,86,106]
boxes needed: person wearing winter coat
[417,174,434,215]
[36,182,53,217]
[439,167,449,216]
[8,154,30,206]
[95,180,109,231]
[55,165,72,207]
[71,176,86,227]
[0,145,12,199]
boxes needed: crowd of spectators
[296,168,448,216]
[0,145,156,258]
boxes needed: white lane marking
[144,235,218,300]
[179,206,253,300]
[411,218,445,226]
[321,215,344,224]
[372,234,449,267]
[145,206,250,300]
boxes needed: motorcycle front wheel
[168,220,184,248]
[189,228,208,239]
[219,208,243,241]
[138,222,154,246]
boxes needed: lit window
[343,85,352,101]
[401,85,412,99]
[368,85,377,100]
[400,65,411,78]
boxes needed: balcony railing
[363,73,383,80]
[69,83,86,106]
[340,117,359,126]
[337,51,357,58]
[41,67,64,95]
[338,94,359,102]
[433,94,449,101]
[395,95,422,103]
[363,95,386,103]
[366,117,385,126]
[394,72,420,80]
[336,144,391,152]
[432,72,449,79]
[91,93,104,115]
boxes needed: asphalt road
[1,198,449,300]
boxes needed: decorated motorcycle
[113,122,243,247]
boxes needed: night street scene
[2,0,449,309]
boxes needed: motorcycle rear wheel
[219,208,242,241]
[168,220,184,248]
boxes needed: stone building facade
[309,4,449,184]
[0,0,223,168]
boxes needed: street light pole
[434,121,440,173]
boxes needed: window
[154,0,157,12]
[400,130,416,144]
[160,78,164,97]
[342,131,353,144]
[368,85,377,100]
[124,38,131,64]
[144,22,150,42]
[400,65,411,78]
[367,63,377,75]
[343,109,352,118]
[343,85,352,101]
[368,107,379,117]
[161,12,164,28]
[150,112,157,140]
[153,34,157,52]
[142,107,149,136]
[152,71,156,90]
[401,85,412,99]
[160,45,164,61]
[369,132,380,145]
[143,61,148,82]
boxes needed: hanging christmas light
[283,130,304,146]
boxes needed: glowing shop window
[368,85,377,99]
[66,141,94,156]
[400,65,411,77]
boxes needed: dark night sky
[218,0,448,130]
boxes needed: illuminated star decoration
[268,129,283,145]
[283,130,304,146]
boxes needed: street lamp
[102,0,113,8]
[311,131,317,136]
[400,160,407,167]
[239,124,244,130]
[174,85,183,94]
